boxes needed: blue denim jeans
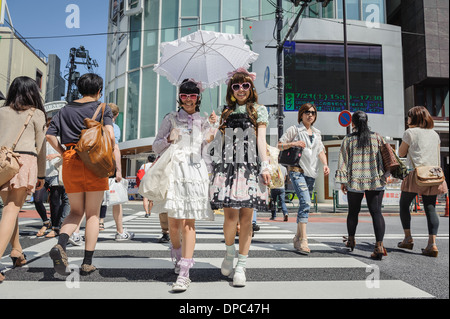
[289,171,315,224]
[270,188,289,217]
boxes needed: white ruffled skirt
[152,151,214,221]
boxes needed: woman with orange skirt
[46,73,115,276]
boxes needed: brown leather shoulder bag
[75,103,116,178]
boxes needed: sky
[6,0,110,100]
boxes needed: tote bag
[138,144,176,201]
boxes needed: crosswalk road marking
[0,211,435,299]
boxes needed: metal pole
[276,0,284,139]
[343,0,351,134]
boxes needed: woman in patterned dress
[210,68,271,287]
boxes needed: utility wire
[0,12,276,40]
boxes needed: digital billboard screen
[284,42,384,114]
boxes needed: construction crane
[65,46,98,102]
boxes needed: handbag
[138,145,175,201]
[75,103,116,178]
[390,152,408,180]
[412,144,445,187]
[266,144,284,189]
[138,114,178,201]
[0,108,35,186]
[378,136,400,173]
[278,147,303,166]
[415,166,445,187]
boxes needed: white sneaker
[221,255,234,276]
[233,266,246,287]
[68,233,83,246]
[172,276,191,292]
[115,229,135,241]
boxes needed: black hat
[0,91,5,100]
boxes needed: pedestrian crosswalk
[0,211,435,299]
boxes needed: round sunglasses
[231,82,251,92]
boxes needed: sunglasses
[304,110,316,116]
[231,82,251,92]
[179,93,199,100]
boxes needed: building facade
[0,23,48,101]
[105,0,447,200]
[105,0,300,175]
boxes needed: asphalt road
[0,201,448,301]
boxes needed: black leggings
[347,190,385,242]
[399,191,439,235]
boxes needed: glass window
[181,18,199,37]
[181,0,199,17]
[143,0,160,66]
[126,71,140,141]
[261,0,275,20]
[202,0,220,31]
[322,0,335,19]
[116,87,125,140]
[337,0,360,21]
[362,0,385,24]
[140,68,157,138]
[158,76,177,129]
[128,13,142,70]
[161,0,178,42]
[308,2,320,18]
[222,0,240,34]
[242,0,258,18]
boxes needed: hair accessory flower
[186,78,205,93]
[226,67,256,84]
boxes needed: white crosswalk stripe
[0,211,435,299]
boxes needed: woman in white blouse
[278,103,329,255]
[397,106,447,257]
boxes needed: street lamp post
[342,0,351,134]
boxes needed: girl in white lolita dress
[151,79,217,292]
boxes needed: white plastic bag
[105,178,129,206]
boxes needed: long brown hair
[219,72,258,134]
[407,106,434,129]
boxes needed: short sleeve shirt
[46,101,113,145]
[402,127,441,168]
[232,104,269,125]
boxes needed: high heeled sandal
[343,236,356,252]
[10,248,27,268]
[397,237,414,250]
[421,244,438,258]
[370,242,387,260]
[0,270,5,283]
[297,238,310,255]
[37,220,51,237]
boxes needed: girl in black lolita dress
[209,68,271,287]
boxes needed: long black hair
[177,79,201,112]
[352,111,371,148]
[4,76,47,121]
